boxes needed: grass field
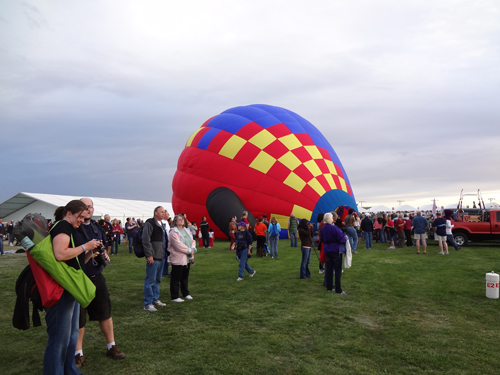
[1,238,499,375]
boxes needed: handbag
[29,227,96,308]
[26,252,64,308]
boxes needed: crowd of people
[4,200,466,374]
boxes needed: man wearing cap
[432,212,448,255]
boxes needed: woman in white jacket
[168,214,197,302]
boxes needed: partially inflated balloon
[172,104,357,238]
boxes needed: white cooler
[486,271,499,299]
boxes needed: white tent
[485,202,499,209]
[368,205,393,212]
[393,204,417,212]
[419,204,435,211]
[445,203,459,209]
[0,192,174,224]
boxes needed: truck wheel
[454,232,468,246]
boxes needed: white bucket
[486,271,499,299]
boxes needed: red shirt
[404,219,412,230]
[395,218,405,232]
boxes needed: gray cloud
[1,0,499,209]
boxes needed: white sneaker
[144,304,157,312]
[438,252,445,255]
[249,271,256,277]
[236,277,243,281]
[153,300,166,306]
[184,295,193,300]
[172,298,184,302]
[319,269,325,274]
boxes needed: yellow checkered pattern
[216,131,349,197]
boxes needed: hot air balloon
[172,104,357,239]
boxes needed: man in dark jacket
[200,217,209,248]
[360,214,374,249]
[73,198,125,369]
[143,206,168,312]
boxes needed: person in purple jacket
[321,212,348,294]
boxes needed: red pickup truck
[451,209,500,246]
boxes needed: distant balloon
[172,104,357,238]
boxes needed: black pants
[202,233,209,248]
[405,229,412,246]
[325,252,343,293]
[170,264,190,299]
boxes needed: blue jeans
[325,252,343,293]
[289,230,297,247]
[380,227,386,243]
[345,227,358,251]
[111,239,119,254]
[269,235,279,258]
[0,236,3,255]
[128,234,136,253]
[300,247,311,278]
[447,234,460,250]
[365,232,372,248]
[144,259,164,305]
[238,249,254,278]
[44,291,81,375]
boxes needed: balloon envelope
[172,104,357,238]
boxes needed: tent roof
[367,205,393,212]
[0,192,174,220]
[393,204,417,212]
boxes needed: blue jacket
[320,224,347,253]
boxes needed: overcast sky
[1,0,499,211]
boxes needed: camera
[95,243,109,267]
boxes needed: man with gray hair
[73,198,125,368]
[143,206,169,312]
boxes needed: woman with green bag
[44,200,101,375]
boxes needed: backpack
[270,223,279,237]
[133,225,145,258]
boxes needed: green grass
[1,239,500,374]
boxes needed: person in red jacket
[254,217,267,258]
[395,214,406,248]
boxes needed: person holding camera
[72,198,125,369]
[168,214,196,302]
[44,200,101,375]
